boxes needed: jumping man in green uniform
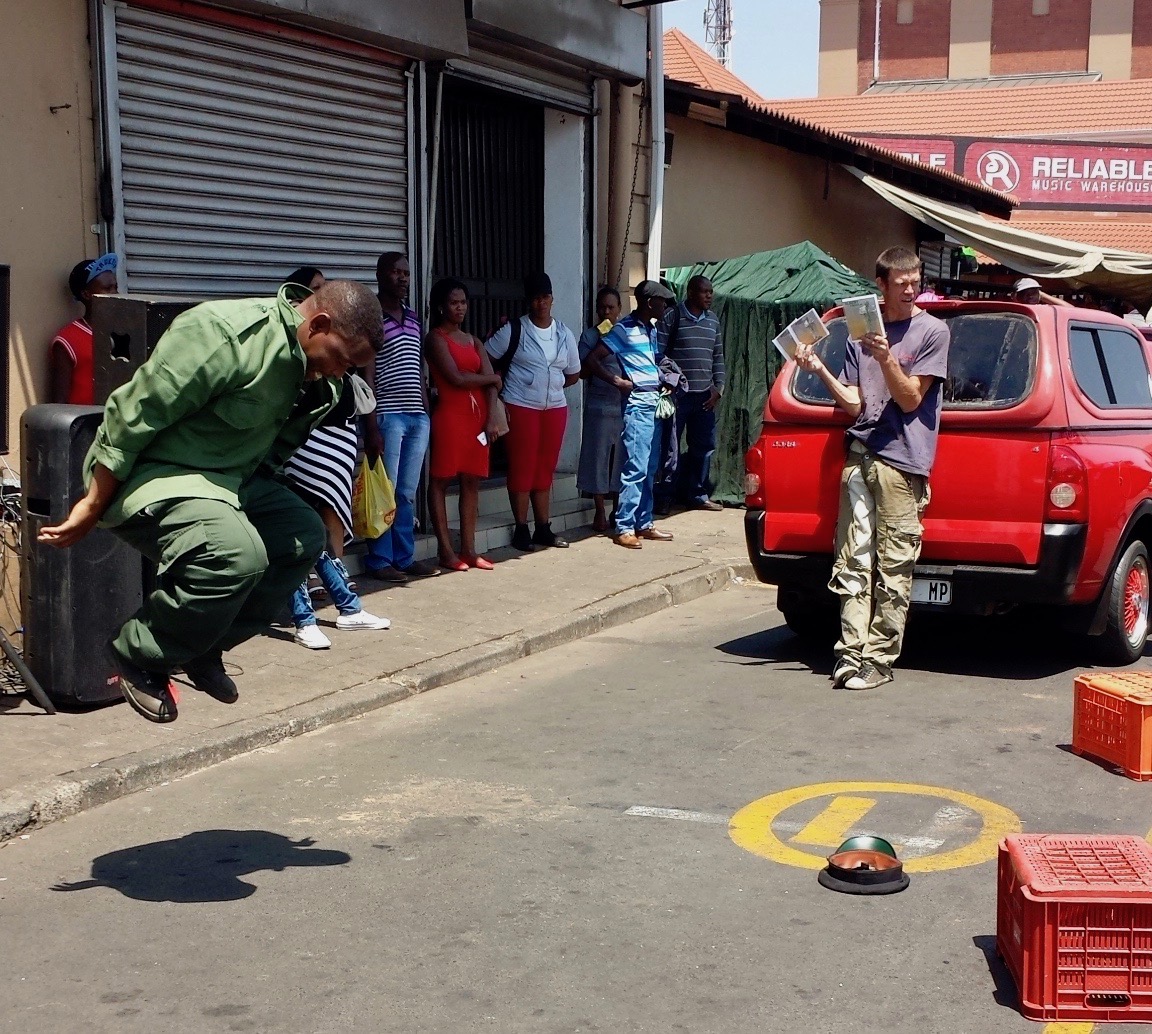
[39,280,384,723]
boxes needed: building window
[897,0,914,25]
[1032,0,1049,14]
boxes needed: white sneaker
[294,624,332,650]
[336,610,391,631]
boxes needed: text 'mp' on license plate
[911,578,951,606]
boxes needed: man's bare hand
[794,342,824,373]
[860,332,893,363]
[38,498,102,549]
[704,386,722,411]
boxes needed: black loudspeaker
[21,405,143,704]
[90,295,198,404]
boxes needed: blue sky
[661,0,820,100]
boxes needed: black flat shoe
[183,654,239,704]
[532,522,568,548]
[511,523,535,551]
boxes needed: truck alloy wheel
[1099,541,1151,665]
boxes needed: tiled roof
[1008,214,1152,256]
[765,79,1152,139]
[662,28,766,105]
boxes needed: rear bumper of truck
[743,509,1087,612]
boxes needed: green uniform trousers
[110,475,325,672]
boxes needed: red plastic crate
[1073,672,1152,781]
[997,834,1152,1022]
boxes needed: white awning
[849,169,1152,306]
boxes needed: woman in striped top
[282,267,391,650]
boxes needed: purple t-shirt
[839,310,950,477]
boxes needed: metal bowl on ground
[817,840,910,895]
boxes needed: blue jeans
[291,553,361,628]
[365,411,429,571]
[675,390,717,504]
[615,391,662,535]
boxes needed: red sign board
[859,136,957,171]
[963,140,1152,207]
[859,133,1152,209]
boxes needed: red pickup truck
[743,300,1152,663]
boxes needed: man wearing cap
[49,253,119,405]
[1014,277,1071,307]
[39,280,384,724]
[586,280,677,549]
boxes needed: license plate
[912,578,952,606]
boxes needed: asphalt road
[1,586,1150,1034]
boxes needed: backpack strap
[494,317,522,376]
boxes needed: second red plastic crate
[1073,671,1152,781]
[998,834,1152,1022]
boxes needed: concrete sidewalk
[0,508,758,839]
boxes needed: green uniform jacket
[85,285,343,527]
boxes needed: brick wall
[856,0,951,91]
[1133,0,1152,78]
[990,0,1092,75]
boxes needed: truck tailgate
[760,427,1051,567]
[924,431,1050,565]
[760,426,845,553]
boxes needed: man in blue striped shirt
[657,275,726,511]
[587,280,677,549]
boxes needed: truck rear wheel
[1097,540,1150,665]
[780,601,838,643]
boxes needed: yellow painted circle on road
[729,781,1022,873]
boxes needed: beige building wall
[1090,0,1135,78]
[595,79,651,300]
[819,0,862,96]
[2,0,98,455]
[661,114,918,280]
[950,0,993,79]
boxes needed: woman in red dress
[426,278,504,571]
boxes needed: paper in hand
[772,308,829,363]
[841,294,884,342]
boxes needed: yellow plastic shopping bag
[352,458,397,539]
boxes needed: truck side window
[942,314,1035,408]
[1070,325,1152,409]
[791,313,1035,410]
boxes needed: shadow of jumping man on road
[51,830,350,903]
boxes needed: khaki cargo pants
[829,441,929,677]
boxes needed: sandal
[439,556,469,572]
[462,554,494,570]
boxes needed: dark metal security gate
[432,80,545,337]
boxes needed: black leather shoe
[183,654,239,704]
[532,522,568,548]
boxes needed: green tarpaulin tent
[664,241,876,505]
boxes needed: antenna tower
[703,0,733,69]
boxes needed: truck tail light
[744,445,765,508]
[1045,444,1088,523]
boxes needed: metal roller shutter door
[110,4,409,297]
